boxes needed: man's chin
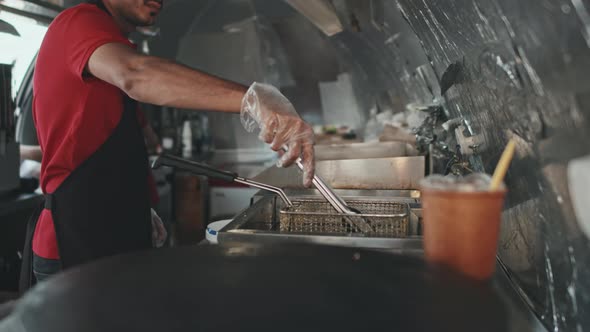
[129,11,158,27]
[135,17,157,27]
[137,22,155,27]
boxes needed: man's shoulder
[60,3,103,17]
[50,3,107,29]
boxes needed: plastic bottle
[182,120,192,158]
[161,108,179,153]
[363,108,381,142]
[201,116,213,154]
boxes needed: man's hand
[241,83,315,187]
[150,208,167,248]
[142,123,162,155]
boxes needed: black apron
[20,96,152,292]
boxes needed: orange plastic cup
[421,188,506,281]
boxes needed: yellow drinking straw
[490,139,516,191]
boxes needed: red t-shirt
[33,3,158,260]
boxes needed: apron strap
[19,198,45,294]
[44,194,54,211]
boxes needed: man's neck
[101,0,136,35]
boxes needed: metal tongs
[152,154,372,234]
[152,154,293,207]
[293,158,374,234]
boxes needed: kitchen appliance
[314,141,418,161]
[153,155,412,237]
[253,156,425,190]
[218,190,422,251]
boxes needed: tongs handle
[152,154,236,182]
[284,148,374,233]
[152,154,293,207]
[280,146,348,211]
[292,158,352,214]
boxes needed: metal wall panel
[387,0,590,330]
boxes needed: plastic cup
[420,185,506,281]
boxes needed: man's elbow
[120,76,140,100]
[118,73,143,101]
[117,56,150,101]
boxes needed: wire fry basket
[279,199,410,237]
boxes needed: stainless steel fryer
[217,190,422,251]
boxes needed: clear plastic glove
[150,208,167,248]
[241,82,315,187]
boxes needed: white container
[209,187,259,221]
[205,219,233,244]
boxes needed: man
[25,0,315,285]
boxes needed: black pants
[32,254,61,283]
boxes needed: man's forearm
[20,145,43,162]
[124,56,247,113]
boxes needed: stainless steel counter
[494,261,549,332]
[252,156,425,190]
